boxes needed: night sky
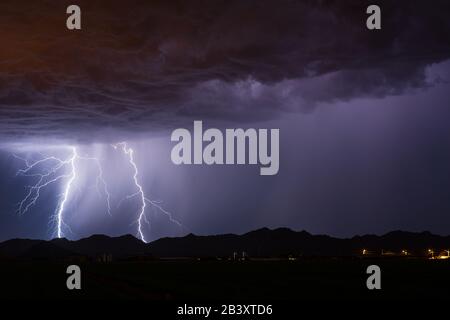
[0,0,450,241]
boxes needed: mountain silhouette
[1,228,449,260]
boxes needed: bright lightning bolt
[15,146,112,238]
[14,142,183,241]
[113,142,148,242]
[55,147,77,238]
[113,142,184,243]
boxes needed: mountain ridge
[1,228,449,259]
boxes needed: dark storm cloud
[0,0,449,140]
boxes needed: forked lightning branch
[14,143,183,242]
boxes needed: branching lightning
[80,155,112,217]
[14,142,183,242]
[112,142,148,242]
[15,146,112,238]
[113,142,184,243]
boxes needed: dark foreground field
[1,258,449,300]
